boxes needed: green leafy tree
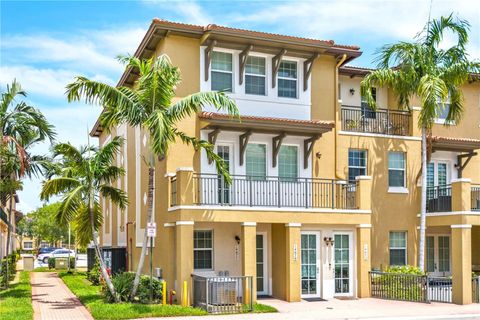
[66,54,239,298]
[0,80,55,286]
[20,202,70,247]
[40,137,127,301]
[361,14,480,270]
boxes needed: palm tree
[0,80,55,286]
[66,54,238,298]
[361,14,480,271]
[40,137,127,301]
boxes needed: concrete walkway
[145,298,480,320]
[31,272,93,320]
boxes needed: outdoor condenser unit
[208,277,237,306]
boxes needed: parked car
[37,248,74,263]
[36,247,61,262]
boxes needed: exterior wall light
[350,88,355,95]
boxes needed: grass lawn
[59,272,208,319]
[0,272,34,320]
[252,303,278,313]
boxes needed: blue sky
[1,0,479,213]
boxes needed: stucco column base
[175,222,194,305]
[285,224,301,302]
[241,223,257,303]
[356,225,371,298]
[451,225,472,305]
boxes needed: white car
[38,248,75,264]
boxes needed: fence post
[176,168,195,205]
[451,178,471,212]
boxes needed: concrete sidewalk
[145,298,480,320]
[31,272,93,320]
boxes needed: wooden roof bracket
[304,135,320,169]
[239,45,253,85]
[455,151,477,178]
[303,53,319,91]
[272,132,287,168]
[272,49,287,88]
[239,130,252,166]
[204,40,217,81]
[207,128,221,164]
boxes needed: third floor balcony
[341,105,411,136]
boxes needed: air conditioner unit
[208,278,237,306]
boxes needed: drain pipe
[335,54,347,179]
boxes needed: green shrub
[372,265,426,301]
[385,265,425,275]
[87,260,101,285]
[103,272,163,303]
[48,257,55,269]
[0,254,17,288]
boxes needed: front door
[426,235,451,276]
[334,233,353,296]
[301,232,321,298]
[256,233,268,296]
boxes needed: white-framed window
[278,145,298,181]
[278,60,297,98]
[361,87,377,119]
[388,152,406,187]
[211,51,233,92]
[246,144,267,180]
[194,230,213,270]
[245,56,266,95]
[23,241,33,249]
[348,149,367,182]
[427,161,449,188]
[389,231,407,266]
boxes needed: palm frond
[99,185,128,210]
[40,177,81,201]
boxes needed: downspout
[335,54,347,179]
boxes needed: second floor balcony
[169,170,372,212]
[341,105,411,136]
[426,183,480,213]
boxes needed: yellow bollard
[182,280,188,306]
[162,280,167,305]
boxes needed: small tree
[361,14,480,270]
[41,138,127,301]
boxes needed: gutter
[335,54,347,179]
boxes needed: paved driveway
[144,298,480,320]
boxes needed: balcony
[341,105,411,136]
[169,171,371,211]
[426,182,480,213]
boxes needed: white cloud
[142,0,211,25]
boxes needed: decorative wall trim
[285,223,301,227]
[451,178,472,183]
[241,222,257,227]
[176,221,195,226]
[451,224,472,229]
[176,167,194,172]
[168,205,371,214]
[338,131,422,141]
[355,175,372,181]
[357,224,372,228]
[422,211,479,217]
[163,223,176,228]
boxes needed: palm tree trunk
[89,192,118,302]
[131,155,155,299]
[418,126,428,271]
[5,191,14,288]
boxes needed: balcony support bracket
[456,152,477,178]
[207,128,221,164]
[304,135,320,169]
[239,45,253,85]
[272,49,287,88]
[239,130,252,166]
[303,53,319,91]
[204,40,217,82]
[272,132,287,168]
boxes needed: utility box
[23,255,34,271]
[55,258,68,270]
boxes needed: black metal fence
[472,185,480,211]
[473,277,480,303]
[193,173,357,209]
[370,271,429,303]
[341,105,411,136]
[192,275,253,314]
[426,185,452,213]
[428,277,452,303]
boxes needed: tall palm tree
[66,54,239,298]
[0,80,55,286]
[361,14,480,271]
[40,137,127,301]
